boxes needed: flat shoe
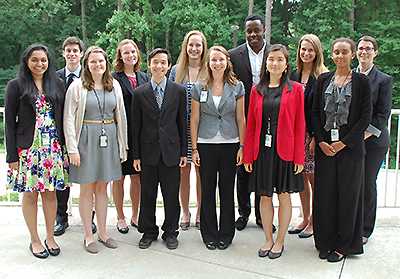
[83,240,99,254]
[98,237,118,249]
[298,230,313,239]
[44,240,60,256]
[327,251,345,263]
[130,220,138,228]
[258,248,270,258]
[116,220,129,234]
[29,243,49,259]
[288,226,306,234]
[268,245,284,259]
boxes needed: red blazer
[243,82,305,165]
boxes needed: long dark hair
[256,44,290,93]
[18,44,64,102]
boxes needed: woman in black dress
[313,38,372,262]
[243,44,305,259]
[112,39,149,233]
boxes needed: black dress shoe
[138,237,156,249]
[54,222,69,236]
[205,241,217,250]
[217,240,230,250]
[44,240,60,256]
[164,236,178,250]
[235,216,249,231]
[327,251,345,263]
[318,250,330,260]
[29,243,49,259]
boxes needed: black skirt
[249,86,303,197]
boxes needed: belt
[83,119,115,124]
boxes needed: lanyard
[93,89,106,133]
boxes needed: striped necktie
[155,86,163,109]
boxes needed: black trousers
[56,188,70,224]
[313,148,364,255]
[236,165,261,221]
[363,146,387,237]
[138,160,180,239]
[198,143,238,244]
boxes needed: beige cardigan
[63,78,128,162]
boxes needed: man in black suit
[54,37,96,236]
[229,15,272,231]
[356,36,392,245]
[132,48,187,250]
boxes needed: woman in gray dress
[64,46,128,254]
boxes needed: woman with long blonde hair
[169,30,208,230]
[111,39,149,233]
[288,34,328,239]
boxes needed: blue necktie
[155,86,163,109]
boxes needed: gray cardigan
[192,81,245,140]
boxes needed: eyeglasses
[358,47,374,53]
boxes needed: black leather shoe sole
[29,243,49,259]
[319,250,330,260]
[54,223,69,236]
[288,226,305,234]
[44,240,60,256]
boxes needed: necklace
[334,70,351,88]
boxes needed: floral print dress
[7,94,69,192]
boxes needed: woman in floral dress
[5,44,68,259]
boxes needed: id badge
[99,134,108,148]
[265,134,272,147]
[331,129,339,142]
[42,132,50,146]
[200,90,208,103]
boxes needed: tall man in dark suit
[355,36,392,245]
[229,15,273,231]
[54,37,96,236]
[132,48,187,250]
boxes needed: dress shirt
[356,64,374,76]
[65,65,81,79]
[246,42,266,85]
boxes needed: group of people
[5,14,392,263]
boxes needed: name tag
[42,132,50,146]
[200,90,208,103]
[265,134,272,147]
[331,129,339,142]
[99,134,108,148]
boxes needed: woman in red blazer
[243,44,305,259]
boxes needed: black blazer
[361,66,392,149]
[132,80,187,167]
[313,72,372,157]
[56,67,81,87]
[113,71,149,157]
[291,71,317,135]
[229,43,268,116]
[5,78,65,163]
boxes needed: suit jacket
[291,71,317,135]
[229,43,268,116]
[112,71,149,157]
[5,78,65,163]
[361,66,392,149]
[56,67,81,88]
[243,81,306,165]
[313,72,372,157]
[132,80,187,167]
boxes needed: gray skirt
[69,123,122,184]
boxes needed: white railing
[0,107,399,208]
